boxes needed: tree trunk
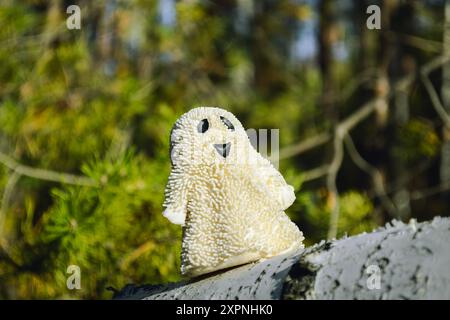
[441,0,450,189]
[114,217,450,300]
[318,0,337,125]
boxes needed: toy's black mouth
[214,143,231,158]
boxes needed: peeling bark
[114,217,450,300]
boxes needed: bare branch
[277,70,377,161]
[326,131,344,240]
[421,55,450,128]
[283,56,448,238]
[329,69,377,104]
[326,98,387,239]
[0,151,97,187]
[410,181,450,200]
[302,164,330,182]
[324,55,450,238]
[344,134,398,217]
[387,31,443,53]
[277,132,331,161]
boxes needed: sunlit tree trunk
[441,0,450,190]
[389,1,417,221]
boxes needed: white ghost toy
[163,107,304,277]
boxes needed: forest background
[0,0,449,299]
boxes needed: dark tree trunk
[318,0,337,125]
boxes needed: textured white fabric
[163,107,304,277]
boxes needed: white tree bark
[114,217,450,300]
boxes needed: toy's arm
[162,168,189,226]
[252,154,296,211]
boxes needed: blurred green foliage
[0,0,447,299]
[393,119,441,164]
[298,190,379,243]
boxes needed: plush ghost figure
[163,107,304,277]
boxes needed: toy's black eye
[220,116,235,131]
[197,119,209,133]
